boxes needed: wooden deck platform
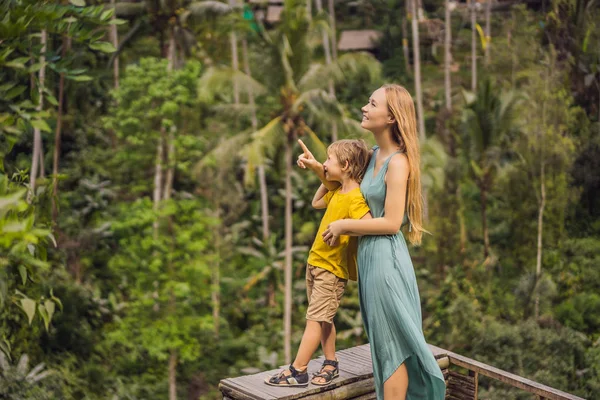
[219,343,586,400]
[219,344,445,400]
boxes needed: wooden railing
[219,344,586,400]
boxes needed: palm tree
[200,0,380,363]
[462,79,521,259]
[411,0,425,140]
[484,0,491,66]
[444,0,452,112]
[110,0,119,89]
[240,236,308,308]
[469,0,477,90]
[29,29,47,203]
[315,0,337,141]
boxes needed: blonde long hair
[382,84,425,246]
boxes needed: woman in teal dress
[322,85,446,399]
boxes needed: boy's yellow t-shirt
[307,187,370,281]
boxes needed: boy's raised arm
[297,139,340,191]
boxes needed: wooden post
[469,369,479,399]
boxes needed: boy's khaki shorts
[305,264,347,323]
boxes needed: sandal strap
[288,364,301,376]
[270,365,306,384]
[313,369,336,378]
[322,359,339,368]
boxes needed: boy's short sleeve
[323,189,337,205]
[349,194,370,219]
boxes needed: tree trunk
[213,197,221,337]
[470,0,477,91]
[110,0,119,89]
[328,0,337,61]
[163,131,175,201]
[534,77,548,320]
[169,350,177,400]
[284,138,293,364]
[153,135,164,238]
[484,0,491,66]
[402,1,412,74]
[315,0,337,142]
[29,29,47,202]
[230,0,240,105]
[411,0,425,140]
[411,0,427,219]
[52,33,72,222]
[444,0,452,111]
[326,0,338,141]
[534,160,545,319]
[242,38,270,241]
[480,182,489,258]
[457,185,467,254]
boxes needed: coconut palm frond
[174,26,197,57]
[242,117,285,186]
[298,52,381,92]
[212,103,258,120]
[337,117,368,138]
[294,90,366,140]
[292,88,339,115]
[244,265,273,291]
[297,63,342,92]
[421,137,448,192]
[280,36,298,91]
[335,52,381,83]
[302,125,328,162]
[198,66,267,102]
[194,129,253,177]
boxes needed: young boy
[265,139,372,387]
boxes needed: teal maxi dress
[357,146,446,400]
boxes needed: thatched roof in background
[337,30,382,51]
[266,5,283,23]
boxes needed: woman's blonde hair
[327,139,369,183]
[382,84,425,246]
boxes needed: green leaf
[47,233,57,248]
[20,298,36,325]
[5,85,26,100]
[45,93,58,106]
[27,63,43,73]
[101,9,114,20]
[18,266,27,285]
[89,41,116,53]
[31,119,51,133]
[44,300,55,322]
[4,61,25,69]
[107,18,126,25]
[0,339,11,362]
[38,304,49,331]
[69,0,86,6]
[67,75,93,82]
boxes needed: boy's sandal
[264,364,309,387]
[311,359,339,386]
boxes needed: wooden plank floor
[219,344,448,400]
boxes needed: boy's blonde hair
[327,139,370,183]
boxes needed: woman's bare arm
[322,154,408,240]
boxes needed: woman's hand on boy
[323,220,345,247]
